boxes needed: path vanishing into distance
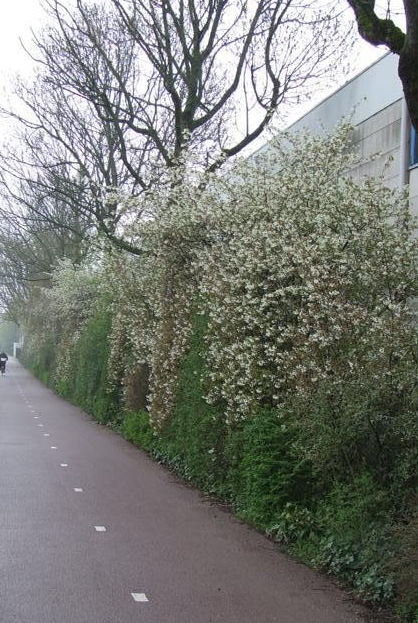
[0,359,370,623]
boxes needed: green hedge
[21,335,56,387]
[62,308,120,423]
[71,308,118,422]
[23,307,120,424]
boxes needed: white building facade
[285,53,418,215]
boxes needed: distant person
[0,351,8,374]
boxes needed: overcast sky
[0,1,43,80]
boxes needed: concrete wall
[348,99,401,189]
[286,52,406,192]
[255,53,418,215]
[288,53,403,135]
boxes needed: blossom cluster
[104,176,205,428]
[20,124,418,433]
[196,126,418,422]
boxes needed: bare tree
[346,0,417,128]
[0,146,94,318]
[0,96,143,254]
[42,0,349,172]
[0,4,145,254]
[0,211,87,321]
[1,0,351,257]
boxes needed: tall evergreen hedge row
[22,308,119,423]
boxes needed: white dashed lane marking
[94,526,106,532]
[74,488,83,492]
[131,593,149,603]
[60,463,69,467]
[50,446,57,450]
[43,433,50,437]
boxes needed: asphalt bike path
[0,359,369,623]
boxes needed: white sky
[0,1,44,81]
[0,0,402,128]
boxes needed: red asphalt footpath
[0,358,370,623]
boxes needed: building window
[410,125,418,166]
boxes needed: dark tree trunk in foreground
[346,0,418,129]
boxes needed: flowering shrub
[21,259,101,385]
[197,127,418,432]
[22,124,418,446]
[105,176,205,428]
[86,123,418,442]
